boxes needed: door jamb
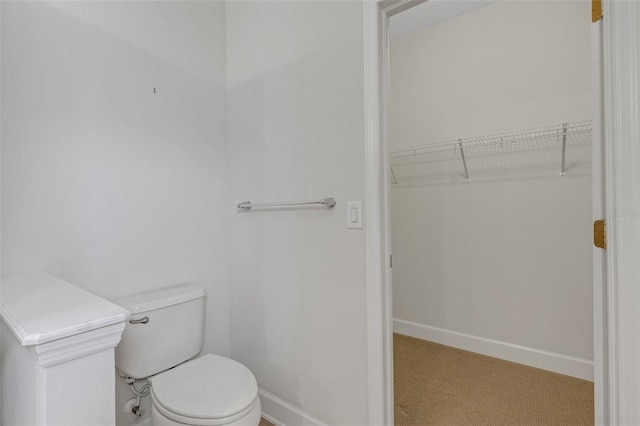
[363,1,426,425]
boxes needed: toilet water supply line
[127,378,151,416]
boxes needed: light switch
[347,201,362,229]
[350,207,358,223]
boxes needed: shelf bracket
[458,140,470,182]
[560,122,568,176]
[390,166,398,185]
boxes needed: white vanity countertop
[0,272,128,346]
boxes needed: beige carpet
[394,333,593,426]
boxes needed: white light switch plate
[347,201,362,229]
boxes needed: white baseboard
[259,389,327,426]
[393,318,594,381]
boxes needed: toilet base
[151,396,261,426]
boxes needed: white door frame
[601,1,640,424]
[591,14,607,426]
[363,1,640,425]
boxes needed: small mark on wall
[153,88,156,94]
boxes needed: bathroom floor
[259,417,276,426]
[394,333,594,426]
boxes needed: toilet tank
[114,284,206,379]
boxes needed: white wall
[226,1,370,425]
[390,1,592,146]
[1,2,228,424]
[390,0,594,376]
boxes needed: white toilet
[114,284,261,426]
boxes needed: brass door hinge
[592,0,603,23]
[594,220,606,249]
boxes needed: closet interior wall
[390,0,593,379]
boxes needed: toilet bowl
[149,354,261,426]
[114,284,261,426]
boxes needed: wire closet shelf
[390,120,592,185]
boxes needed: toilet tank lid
[114,284,206,314]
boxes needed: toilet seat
[151,393,260,426]
[150,353,259,426]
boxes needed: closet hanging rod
[390,120,592,159]
[237,198,336,210]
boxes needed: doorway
[380,0,602,424]
[365,1,640,425]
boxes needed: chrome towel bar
[237,198,336,210]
